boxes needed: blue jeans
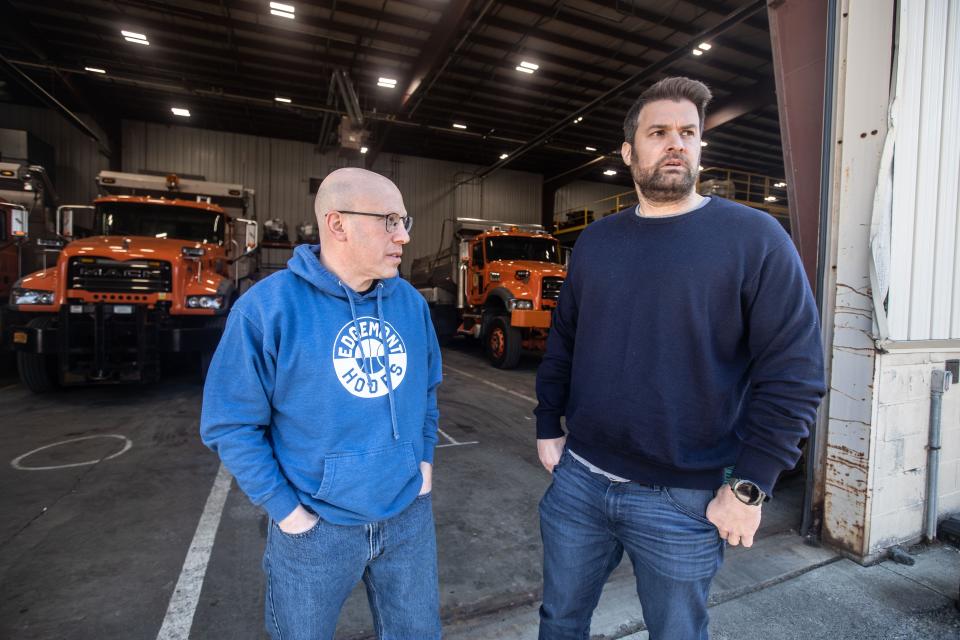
[263,493,441,640]
[538,450,723,640]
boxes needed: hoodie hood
[287,244,400,299]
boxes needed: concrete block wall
[868,350,960,553]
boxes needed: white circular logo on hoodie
[332,316,408,398]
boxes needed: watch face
[734,480,762,504]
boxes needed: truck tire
[17,316,59,393]
[485,315,521,369]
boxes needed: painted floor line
[442,365,537,405]
[156,463,232,640]
[437,427,460,444]
[437,441,479,448]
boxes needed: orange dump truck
[4,171,258,391]
[411,217,566,369]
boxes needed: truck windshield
[96,202,223,244]
[485,237,559,263]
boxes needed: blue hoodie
[200,244,442,526]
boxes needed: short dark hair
[622,77,713,144]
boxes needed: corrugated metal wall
[0,103,109,204]
[121,121,542,275]
[888,0,960,340]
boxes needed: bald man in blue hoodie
[201,168,442,640]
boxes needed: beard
[630,151,698,204]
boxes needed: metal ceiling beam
[399,0,476,109]
[704,80,778,129]
[472,0,768,180]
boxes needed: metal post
[925,369,953,542]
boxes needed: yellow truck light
[13,332,28,344]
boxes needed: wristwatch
[727,478,766,506]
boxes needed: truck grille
[68,257,172,293]
[542,277,564,301]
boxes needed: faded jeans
[263,493,441,640]
[539,450,724,640]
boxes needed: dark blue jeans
[539,450,724,640]
[262,493,441,640]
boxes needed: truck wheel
[17,316,59,393]
[485,316,521,369]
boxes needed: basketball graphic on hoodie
[333,316,408,399]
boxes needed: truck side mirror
[56,205,94,239]
[8,205,28,239]
[237,218,258,252]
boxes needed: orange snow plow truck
[410,218,566,369]
[4,171,258,392]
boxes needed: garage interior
[0,1,836,639]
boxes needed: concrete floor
[0,342,811,639]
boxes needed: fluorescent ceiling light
[692,49,703,56]
[452,123,467,129]
[275,96,292,103]
[585,146,597,151]
[764,196,777,202]
[774,181,787,188]
[499,153,509,160]
[270,9,295,18]
[377,82,395,88]
[519,61,539,71]
[84,67,106,74]
[270,1,295,10]
[698,165,704,171]
[378,77,397,85]
[603,169,617,176]
[121,30,147,40]
[698,42,712,51]
[171,107,191,117]
[360,146,369,154]
[515,66,534,74]
[700,141,708,147]
[124,36,150,45]
[573,116,583,123]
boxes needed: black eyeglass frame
[334,210,413,233]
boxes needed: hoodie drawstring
[340,280,399,441]
[377,283,400,440]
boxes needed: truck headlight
[11,288,54,305]
[509,299,533,311]
[186,295,223,309]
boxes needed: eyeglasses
[335,210,413,233]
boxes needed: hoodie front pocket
[312,441,418,512]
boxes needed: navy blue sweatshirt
[535,198,825,495]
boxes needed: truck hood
[62,235,208,261]
[488,259,566,277]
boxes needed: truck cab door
[470,240,484,300]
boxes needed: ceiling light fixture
[774,181,787,188]
[171,107,191,117]
[270,2,295,18]
[700,141,708,147]
[452,123,467,129]
[84,67,106,74]
[121,30,150,45]
[360,146,369,154]
[698,42,712,51]
[764,196,777,202]
[698,165,705,171]
[692,49,703,56]
[515,66,535,74]
[377,77,398,88]
[603,169,617,176]
[585,146,597,151]
[519,61,539,71]
[499,153,509,160]
[275,96,292,103]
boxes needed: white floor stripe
[437,427,460,444]
[156,463,232,640]
[436,441,479,448]
[442,365,538,405]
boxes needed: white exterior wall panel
[888,0,960,341]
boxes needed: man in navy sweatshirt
[534,77,825,639]
[200,168,442,639]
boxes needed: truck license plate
[114,305,133,314]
